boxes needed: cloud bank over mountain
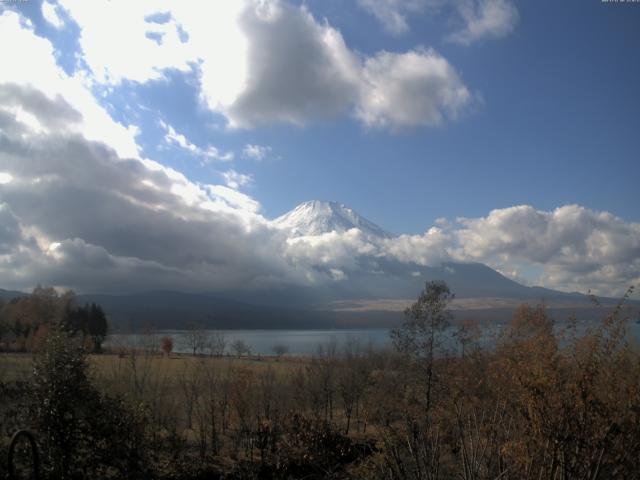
[0,7,638,299]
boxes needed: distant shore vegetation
[0,282,639,479]
[0,286,107,353]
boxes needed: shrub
[32,328,150,479]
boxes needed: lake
[107,328,393,356]
[105,321,640,356]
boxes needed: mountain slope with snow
[270,200,615,306]
[273,200,393,238]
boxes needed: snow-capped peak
[273,200,393,238]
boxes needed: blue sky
[0,0,638,297]
[9,0,638,234]
[14,0,639,235]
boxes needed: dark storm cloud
[0,85,300,292]
[0,205,24,254]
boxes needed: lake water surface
[107,329,392,356]
[106,321,640,356]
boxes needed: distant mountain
[415,262,585,301]
[1,201,634,329]
[0,285,634,331]
[274,200,393,238]
[77,289,637,330]
[271,201,601,305]
[76,291,334,331]
[0,288,27,301]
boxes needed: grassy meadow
[1,350,304,384]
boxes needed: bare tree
[185,322,208,356]
[194,358,227,456]
[207,330,227,357]
[231,338,250,358]
[337,338,370,434]
[160,335,173,356]
[178,360,203,430]
[272,343,289,360]
[138,323,160,355]
[391,280,453,411]
[454,402,512,480]
[454,318,482,358]
[304,338,338,421]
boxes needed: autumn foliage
[0,286,108,353]
[1,282,639,479]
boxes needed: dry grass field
[2,295,640,479]
[0,350,304,384]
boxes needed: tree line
[0,286,108,353]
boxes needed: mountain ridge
[1,201,636,329]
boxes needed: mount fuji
[274,200,393,238]
[268,201,604,305]
[3,201,630,330]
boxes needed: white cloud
[382,227,452,266]
[357,48,473,128]
[1,8,636,298]
[0,10,140,159]
[451,205,640,296]
[0,13,292,293]
[57,0,475,130]
[222,1,361,127]
[357,0,518,45]
[0,92,290,292]
[329,268,347,281]
[221,169,253,189]
[2,90,638,298]
[205,185,260,215]
[357,0,432,35]
[57,0,196,84]
[42,0,65,29]
[367,205,640,296]
[283,229,379,285]
[243,144,272,161]
[448,0,519,46]
[160,120,234,162]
